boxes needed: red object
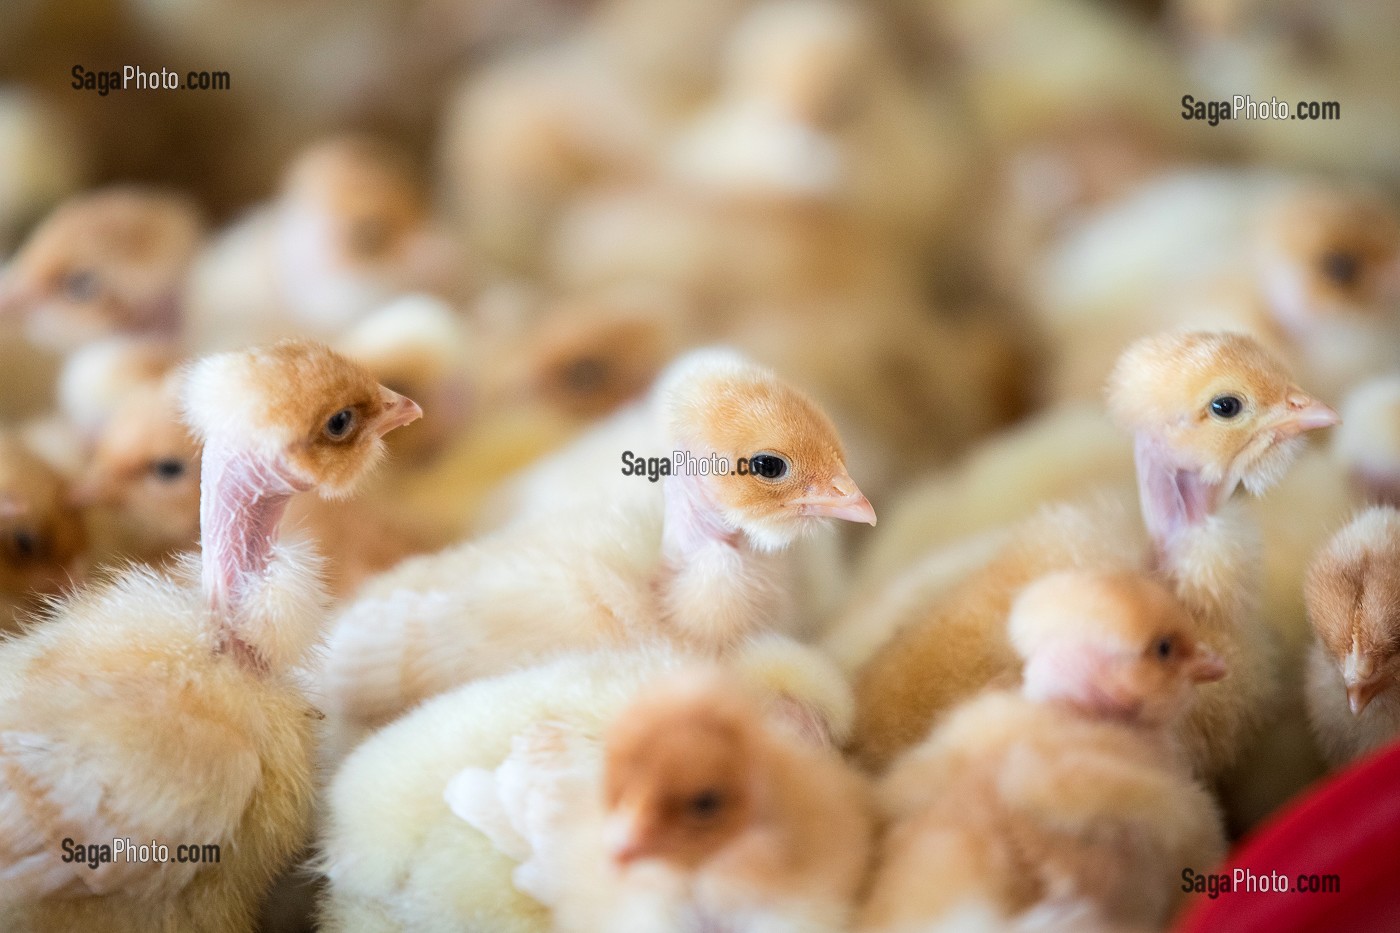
[1175,740,1400,932]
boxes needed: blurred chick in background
[187,135,463,351]
[859,570,1225,932]
[0,429,86,631]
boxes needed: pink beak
[793,471,876,525]
[1278,393,1340,437]
[374,387,423,436]
[1188,646,1229,684]
[1347,676,1385,716]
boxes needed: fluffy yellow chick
[0,431,86,632]
[1304,506,1400,766]
[0,340,419,932]
[849,331,1335,775]
[317,636,858,933]
[551,669,873,932]
[187,135,461,350]
[667,0,973,252]
[0,187,203,350]
[859,570,1226,932]
[320,348,874,757]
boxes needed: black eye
[563,357,608,395]
[1154,636,1175,661]
[687,790,724,820]
[324,408,357,440]
[747,453,789,481]
[62,269,98,302]
[10,528,43,561]
[1320,250,1360,287]
[150,458,186,481]
[1209,395,1243,419]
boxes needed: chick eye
[1209,395,1243,419]
[324,408,357,440]
[746,453,789,482]
[687,789,724,820]
[1153,636,1175,661]
[563,357,608,395]
[62,269,98,302]
[349,217,390,258]
[9,528,44,561]
[150,458,187,481]
[1320,249,1360,287]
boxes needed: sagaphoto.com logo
[72,65,231,97]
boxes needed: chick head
[659,348,874,550]
[1257,188,1400,333]
[282,136,431,276]
[603,671,761,871]
[512,292,683,422]
[0,434,86,601]
[73,375,202,553]
[1305,506,1400,717]
[1335,375,1400,507]
[1011,570,1226,727]
[1108,330,1338,498]
[0,187,201,349]
[181,339,421,498]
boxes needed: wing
[0,726,261,904]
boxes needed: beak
[1345,673,1386,716]
[605,811,655,868]
[793,471,876,526]
[1277,393,1341,437]
[373,387,423,437]
[68,475,114,509]
[1187,646,1229,684]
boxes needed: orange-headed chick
[848,331,1335,774]
[553,669,873,933]
[71,372,202,568]
[0,187,202,349]
[1304,506,1400,766]
[859,570,1226,932]
[188,136,461,349]
[0,430,86,631]
[320,348,875,757]
[0,340,419,932]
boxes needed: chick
[70,373,201,568]
[320,349,874,757]
[318,637,857,933]
[668,0,972,251]
[0,187,203,350]
[551,669,873,933]
[859,570,1226,932]
[0,340,419,932]
[1039,172,1400,403]
[849,331,1335,775]
[187,135,461,350]
[1304,507,1400,766]
[56,335,183,439]
[0,431,86,632]
[70,356,438,599]
[1333,373,1400,508]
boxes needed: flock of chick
[3,0,1400,932]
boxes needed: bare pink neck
[199,439,301,624]
[661,470,741,562]
[1133,433,1226,566]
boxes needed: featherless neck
[199,438,302,616]
[661,468,742,560]
[1133,433,1228,565]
